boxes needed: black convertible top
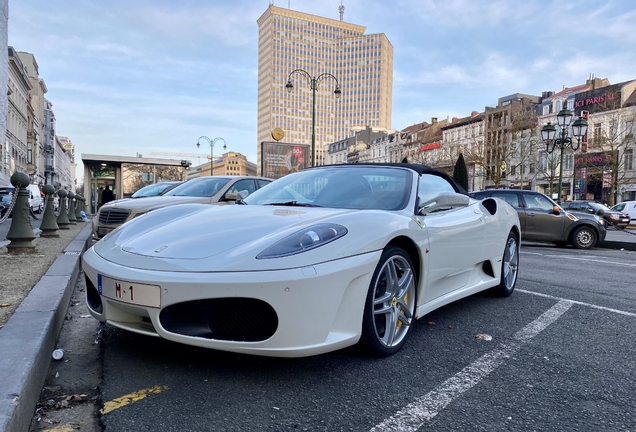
[311,163,468,195]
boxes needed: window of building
[610,121,618,137]
[625,149,633,171]
[594,123,602,141]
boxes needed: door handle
[527,212,535,216]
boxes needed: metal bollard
[74,194,84,220]
[56,189,70,230]
[67,191,77,224]
[40,184,60,237]
[6,172,36,253]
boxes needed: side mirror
[419,192,470,215]
[224,190,250,202]
[596,208,605,216]
[553,205,560,215]
[223,192,238,201]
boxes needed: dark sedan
[561,200,630,229]
[470,190,606,249]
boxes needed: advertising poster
[261,142,310,179]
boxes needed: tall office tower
[256,4,393,173]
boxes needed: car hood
[102,195,214,211]
[91,204,393,272]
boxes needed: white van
[612,201,636,224]
[26,184,43,213]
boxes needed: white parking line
[370,300,573,432]
[521,251,636,268]
[518,289,636,318]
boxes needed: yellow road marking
[42,426,75,432]
[100,385,169,415]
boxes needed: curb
[0,223,93,432]
[598,240,636,252]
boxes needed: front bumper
[82,248,381,357]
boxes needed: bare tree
[584,100,636,205]
[121,164,184,197]
[463,101,538,189]
[535,149,562,198]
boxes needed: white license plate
[98,226,114,236]
[98,275,161,308]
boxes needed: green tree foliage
[453,153,469,191]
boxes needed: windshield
[132,182,178,198]
[588,202,610,212]
[243,166,412,210]
[163,178,230,197]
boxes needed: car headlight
[594,215,605,226]
[609,214,619,220]
[257,223,348,259]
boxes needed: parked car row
[611,200,636,225]
[79,166,633,358]
[561,200,630,229]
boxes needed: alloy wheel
[372,255,416,348]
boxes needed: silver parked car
[92,176,272,239]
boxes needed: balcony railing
[44,144,53,152]
[45,165,55,172]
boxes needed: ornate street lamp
[541,106,588,203]
[196,136,227,176]
[286,69,341,167]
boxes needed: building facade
[16,51,47,184]
[6,46,31,176]
[187,151,257,180]
[0,0,7,182]
[54,136,73,191]
[58,136,76,191]
[536,78,636,203]
[256,4,393,173]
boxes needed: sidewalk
[600,226,636,251]
[0,221,93,432]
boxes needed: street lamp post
[196,136,227,176]
[285,69,341,167]
[541,106,588,203]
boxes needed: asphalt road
[31,244,636,432]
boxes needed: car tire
[490,232,519,297]
[359,246,417,357]
[571,226,597,249]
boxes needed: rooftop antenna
[339,1,345,21]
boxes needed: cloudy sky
[9,0,636,178]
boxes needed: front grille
[159,298,278,342]
[99,208,131,225]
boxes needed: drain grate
[64,251,81,255]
